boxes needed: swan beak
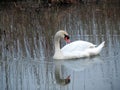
[65,38,70,43]
[64,35,70,43]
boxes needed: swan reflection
[54,60,71,85]
[54,56,103,85]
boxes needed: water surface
[0,3,120,90]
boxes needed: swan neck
[53,33,64,59]
[54,37,61,52]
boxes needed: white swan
[53,30,105,59]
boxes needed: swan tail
[95,41,105,54]
[97,41,105,49]
[86,41,105,56]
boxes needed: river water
[0,3,120,90]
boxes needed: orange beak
[64,37,70,43]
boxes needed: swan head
[55,30,70,43]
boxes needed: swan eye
[64,34,70,39]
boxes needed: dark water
[0,3,120,90]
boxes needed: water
[0,3,120,90]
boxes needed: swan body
[53,30,105,60]
[61,40,96,52]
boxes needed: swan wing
[61,40,96,52]
[61,41,105,59]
